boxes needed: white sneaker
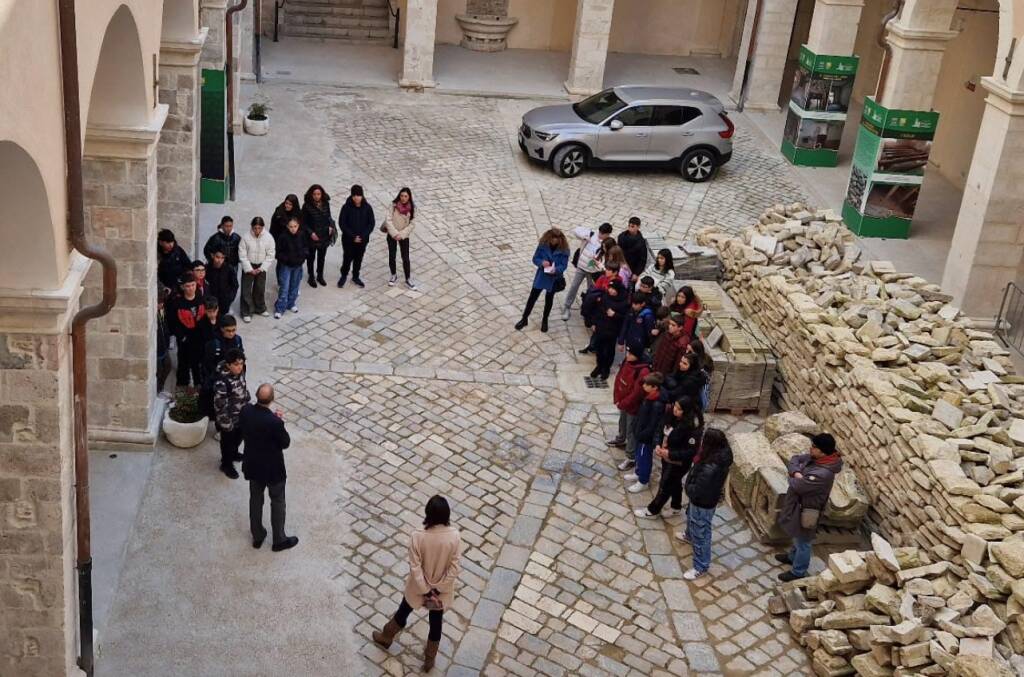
[242,316,252,323]
[290,306,299,313]
[561,307,571,321]
[683,568,705,581]
[634,508,660,519]
[213,431,221,442]
[260,311,270,317]
[405,279,418,290]
[626,481,647,494]
[273,312,282,319]
[388,274,398,286]
[617,459,635,471]
[623,472,639,482]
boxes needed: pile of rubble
[730,410,869,543]
[770,534,1022,676]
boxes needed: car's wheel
[681,148,718,183]
[552,145,588,178]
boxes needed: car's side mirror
[609,120,624,131]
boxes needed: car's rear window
[573,90,628,124]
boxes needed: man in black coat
[157,229,192,290]
[337,184,375,288]
[617,216,648,283]
[239,384,298,552]
[204,247,239,314]
[203,216,241,269]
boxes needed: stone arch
[87,5,150,128]
[0,141,60,290]
[161,0,199,41]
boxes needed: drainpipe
[736,0,764,112]
[874,0,905,103]
[226,0,249,201]
[57,1,119,675]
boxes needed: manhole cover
[673,67,700,75]
[583,376,608,389]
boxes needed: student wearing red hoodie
[608,345,650,471]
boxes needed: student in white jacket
[238,217,276,322]
[562,222,613,321]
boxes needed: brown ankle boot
[372,618,402,649]
[423,640,440,671]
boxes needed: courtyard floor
[92,82,842,676]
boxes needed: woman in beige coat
[372,495,461,671]
[382,187,417,290]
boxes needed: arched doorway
[87,6,150,128]
[0,141,60,290]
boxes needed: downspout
[736,0,764,112]
[225,0,249,201]
[874,0,905,102]
[57,1,119,675]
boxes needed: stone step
[284,13,390,29]
[284,3,390,19]
[286,0,389,6]
[279,25,392,41]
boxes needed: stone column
[564,0,615,96]
[159,29,208,258]
[942,78,1024,316]
[82,106,169,445]
[806,0,864,55]
[877,20,958,110]
[200,0,228,70]
[400,0,439,89]
[0,254,89,677]
[730,0,799,111]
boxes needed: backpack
[571,230,593,268]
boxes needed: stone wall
[158,49,202,258]
[0,331,76,677]
[466,0,509,15]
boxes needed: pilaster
[878,21,958,111]
[730,0,800,111]
[564,0,615,96]
[942,77,1024,316]
[400,0,439,89]
[82,106,169,446]
[200,0,229,70]
[806,0,864,56]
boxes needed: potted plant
[162,387,209,448]
[244,101,271,136]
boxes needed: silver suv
[519,86,734,182]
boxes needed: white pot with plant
[162,388,210,448]
[244,101,270,136]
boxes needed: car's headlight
[534,131,559,141]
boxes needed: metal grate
[275,70,292,75]
[583,376,608,389]
[673,67,700,75]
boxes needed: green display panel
[843,97,940,239]
[780,46,860,168]
[200,68,226,204]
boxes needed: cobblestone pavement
[241,83,819,676]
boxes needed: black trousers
[175,338,202,387]
[306,243,328,279]
[387,235,411,279]
[249,479,287,545]
[648,459,686,514]
[219,427,243,467]
[340,236,368,280]
[593,333,617,377]
[522,287,554,322]
[395,596,443,642]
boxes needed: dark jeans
[249,479,287,545]
[395,596,443,642]
[306,243,328,279]
[157,354,171,394]
[387,235,411,279]
[240,270,267,316]
[219,426,242,467]
[593,333,617,377]
[648,460,685,513]
[340,235,368,280]
[521,287,554,322]
[175,338,202,387]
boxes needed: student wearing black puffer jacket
[301,184,334,287]
[338,184,375,288]
[635,397,703,520]
[158,229,193,290]
[274,216,308,318]
[680,428,732,580]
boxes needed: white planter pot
[162,410,209,448]
[244,116,269,136]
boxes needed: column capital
[0,252,90,334]
[161,27,209,68]
[981,76,1024,115]
[84,105,169,160]
[887,21,958,52]
[201,0,228,9]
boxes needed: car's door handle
[681,132,695,136]
[635,133,648,137]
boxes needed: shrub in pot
[244,101,270,136]
[162,387,209,448]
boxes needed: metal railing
[995,281,1024,357]
[385,0,400,49]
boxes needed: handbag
[800,508,821,530]
[553,274,567,293]
[379,223,388,234]
[571,248,581,267]
[424,591,444,611]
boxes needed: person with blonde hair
[515,228,570,333]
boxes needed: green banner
[799,45,859,77]
[782,46,860,168]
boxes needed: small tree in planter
[244,101,271,136]
[162,387,210,448]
